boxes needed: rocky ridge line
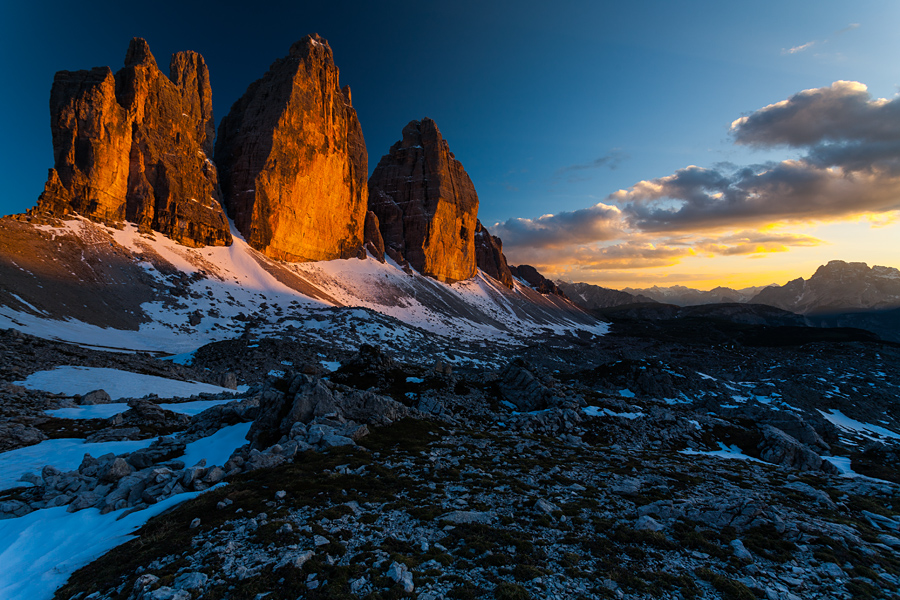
[35,38,231,248]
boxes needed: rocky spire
[474,220,514,288]
[215,34,368,262]
[367,118,479,283]
[35,38,231,248]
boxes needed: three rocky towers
[33,35,515,287]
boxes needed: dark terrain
[1,308,899,600]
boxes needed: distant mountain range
[558,260,900,342]
[556,281,767,309]
[750,260,900,314]
[623,284,768,306]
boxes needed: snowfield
[15,366,240,400]
[0,489,216,600]
[0,218,606,354]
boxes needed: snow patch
[15,366,238,400]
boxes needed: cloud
[782,41,815,55]
[496,79,891,281]
[616,161,900,232]
[730,81,900,148]
[502,231,825,274]
[556,150,628,176]
[836,23,861,35]
[609,82,900,232]
[492,203,624,248]
[692,231,825,256]
[780,23,859,57]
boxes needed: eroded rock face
[474,220,513,288]
[368,118,479,283]
[363,211,385,262]
[510,264,566,297]
[216,34,368,262]
[35,38,231,248]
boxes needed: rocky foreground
[1,319,899,600]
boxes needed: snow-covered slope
[0,217,605,353]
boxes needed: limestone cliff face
[368,118,479,283]
[215,34,368,262]
[36,38,231,247]
[474,220,513,288]
[510,265,566,297]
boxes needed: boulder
[34,38,231,247]
[497,358,555,412]
[368,118,479,283]
[0,422,47,451]
[216,34,368,262]
[247,373,408,450]
[80,389,112,405]
[108,399,191,432]
[758,425,840,474]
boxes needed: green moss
[741,525,796,563]
[695,568,755,600]
[358,418,444,454]
[494,582,531,600]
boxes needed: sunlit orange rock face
[215,34,368,262]
[368,118,479,283]
[36,38,231,247]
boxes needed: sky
[2,0,899,290]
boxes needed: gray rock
[758,425,839,474]
[635,515,663,531]
[80,389,111,405]
[203,466,226,484]
[730,539,754,562]
[321,433,355,448]
[173,571,208,590]
[497,358,555,411]
[386,561,414,593]
[146,587,190,600]
[610,477,644,496]
[440,510,495,524]
[535,498,559,515]
[67,492,101,512]
[100,457,133,482]
[86,427,142,443]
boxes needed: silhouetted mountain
[621,284,768,306]
[750,260,900,314]
[556,281,656,309]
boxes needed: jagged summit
[123,36,155,67]
[34,38,231,248]
[751,259,900,314]
[215,34,368,263]
[368,118,479,283]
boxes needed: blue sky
[2,1,899,288]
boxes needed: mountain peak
[216,35,367,262]
[32,38,231,247]
[368,117,479,283]
[289,33,333,58]
[124,37,156,68]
